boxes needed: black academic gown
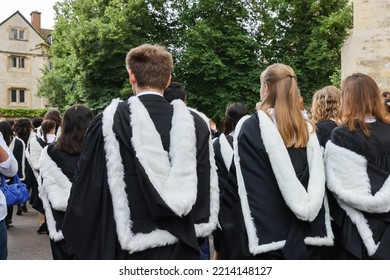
[213,134,251,259]
[325,121,390,259]
[62,95,218,260]
[39,144,78,259]
[234,111,333,260]
[316,120,338,149]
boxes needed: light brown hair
[125,44,173,90]
[340,73,390,137]
[311,86,341,123]
[260,63,309,148]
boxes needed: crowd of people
[1,44,390,260]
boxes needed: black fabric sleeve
[62,115,119,259]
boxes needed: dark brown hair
[223,102,248,135]
[41,119,56,143]
[55,104,93,154]
[13,118,33,145]
[0,121,14,146]
[45,109,61,134]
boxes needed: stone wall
[341,0,390,91]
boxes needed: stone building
[341,0,390,91]
[0,11,51,110]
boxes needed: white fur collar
[39,147,72,211]
[180,107,219,237]
[188,107,210,130]
[325,141,390,213]
[130,97,198,217]
[234,113,331,255]
[219,133,233,171]
[104,97,218,253]
[257,110,325,221]
[38,146,72,241]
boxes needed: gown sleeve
[62,114,119,259]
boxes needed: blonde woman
[311,86,341,148]
[233,63,333,259]
[325,73,390,259]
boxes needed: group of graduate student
[14,43,388,260]
[213,64,390,260]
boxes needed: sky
[0,0,61,29]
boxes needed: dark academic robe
[325,121,390,259]
[62,95,219,260]
[234,111,333,259]
[213,134,251,259]
[39,144,78,259]
[316,120,338,148]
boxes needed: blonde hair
[260,63,309,148]
[311,86,341,123]
[341,73,390,137]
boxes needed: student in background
[39,105,93,259]
[233,63,333,259]
[325,73,390,259]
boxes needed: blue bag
[0,174,30,206]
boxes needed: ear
[129,70,137,85]
[165,75,172,89]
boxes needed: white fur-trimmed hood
[39,147,72,211]
[104,97,216,253]
[325,141,390,213]
[130,97,198,217]
[38,146,72,242]
[234,113,331,255]
[258,110,325,222]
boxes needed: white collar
[365,116,376,123]
[136,91,163,98]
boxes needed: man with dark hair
[62,44,219,260]
[164,82,187,103]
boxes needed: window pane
[11,57,17,67]
[19,90,25,103]
[19,57,25,68]
[11,90,17,102]
[19,30,24,39]
[11,28,17,39]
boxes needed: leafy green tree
[255,0,352,104]
[38,0,352,119]
[174,0,261,123]
[39,0,174,112]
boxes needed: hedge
[0,108,49,118]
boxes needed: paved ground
[6,204,215,260]
[6,203,52,260]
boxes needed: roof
[0,10,53,43]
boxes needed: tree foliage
[255,0,352,103]
[38,0,352,117]
[174,0,261,123]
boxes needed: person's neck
[135,87,163,96]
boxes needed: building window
[10,28,25,40]
[10,89,26,104]
[10,56,25,68]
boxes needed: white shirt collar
[365,116,376,123]
[136,91,163,98]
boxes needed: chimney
[30,11,41,33]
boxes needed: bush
[0,108,48,118]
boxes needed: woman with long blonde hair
[310,86,341,148]
[233,63,332,259]
[325,73,390,259]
